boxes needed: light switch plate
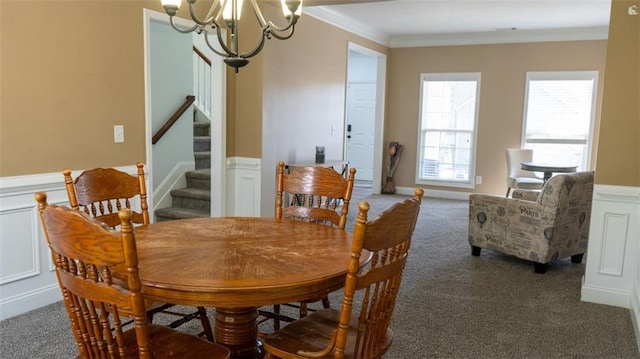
[114,125,124,143]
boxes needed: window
[416,73,480,188]
[522,71,598,171]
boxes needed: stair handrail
[193,46,211,66]
[152,95,195,145]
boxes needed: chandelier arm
[239,31,267,59]
[268,25,296,40]
[168,16,202,33]
[207,26,236,58]
[187,0,218,26]
[249,0,268,28]
[263,16,297,33]
[248,0,299,32]
[213,0,226,24]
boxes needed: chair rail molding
[0,165,140,320]
[581,184,640,311]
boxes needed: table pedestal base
[215,307,259,358]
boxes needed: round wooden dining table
[134,217,363,358]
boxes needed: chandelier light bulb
[160,0,182,16]
[222,0,244,21]
[281,0,303,18]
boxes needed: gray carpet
[1,187,638,358]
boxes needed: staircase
[155,113,212,221]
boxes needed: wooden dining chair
[63,163,214,342]
[259,161,357,330]
[261,188,424,359]
[63,163,150,229]
[35,192,230,359]
[275,161,356,229]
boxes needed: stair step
[186,169,211,190]
[194,121,210,137]
[195,152,210,170]
[155,206,209,221]
[194,136,211,152]
[155,114,212,223]
[170,188,210,212]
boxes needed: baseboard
[0,284,61,321]
[581,283,631,309]
[395,186,470,201]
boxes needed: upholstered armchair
[468,171,594,273]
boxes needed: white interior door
[345,82,376,182]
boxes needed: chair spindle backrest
[334,188,423,358]
[276,161,356,229]
[64,163,149,228]
[35,192,153,359]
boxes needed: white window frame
[521,71,598,171]
[415,72,481,189]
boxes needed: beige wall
[0,0,257,176]
[228,63,263,159]
[386,40,607,195]
[2,0,633,194]
[261,10,387,164]
[224,6,264,159]
[0,1,164,176]
[595,0,640,187]
[259,9,388,214]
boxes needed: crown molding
[391,26,609,48]
[303,7,391,47]
[302,6,608,49]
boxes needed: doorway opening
[344,43,386,195]
[143,9,226,218]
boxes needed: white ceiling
[303,0,612,47]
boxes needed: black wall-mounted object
[315,146,325,164]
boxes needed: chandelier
[161,0,302,72]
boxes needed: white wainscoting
[582,184,640,310]
[0,166,141,320]
[0,160,260,320]
[225,157,262,217]
[0,166,131,320]
[632,282,640,351]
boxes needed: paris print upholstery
[468,171,594,266]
